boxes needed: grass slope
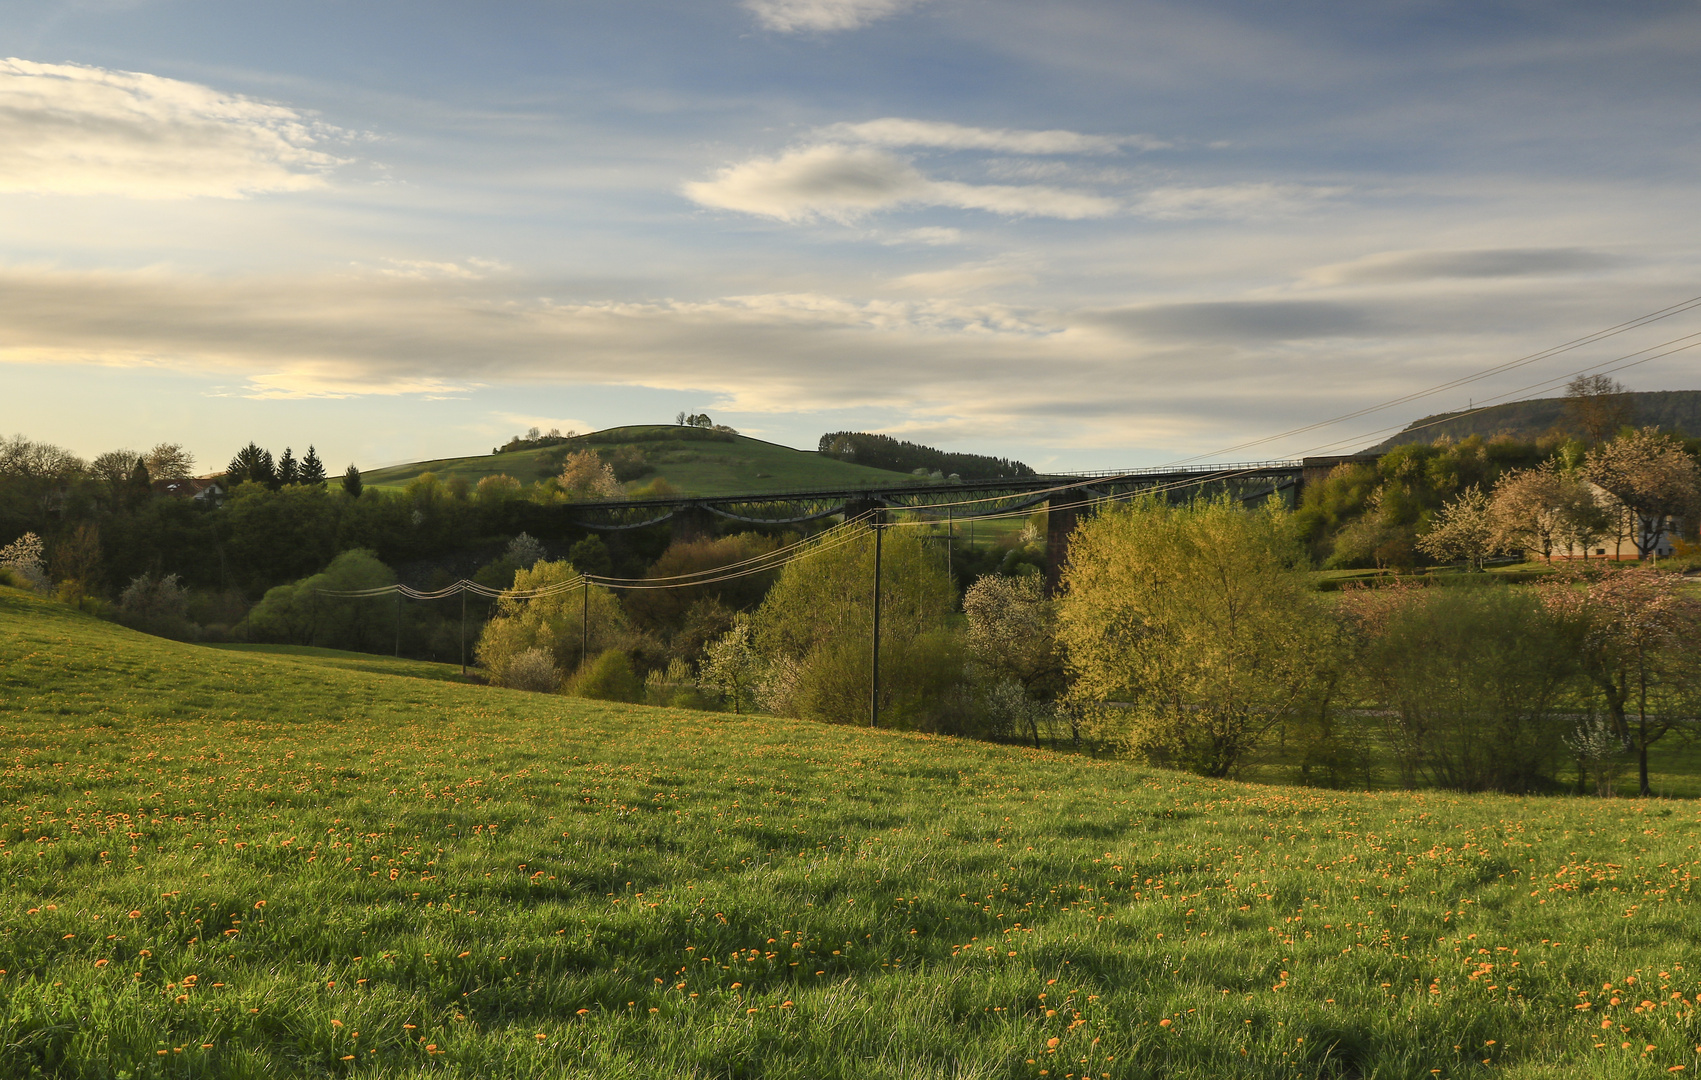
[362,427,916,497]
[1,588,1699,1078]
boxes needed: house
[1547,481,1682,561]
[152,476,226,504]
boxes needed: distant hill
[361,425,920,496]
[1368,389,1701,452]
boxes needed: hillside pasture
[361,427,919,497]
[1,588,1699,1078]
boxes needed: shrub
[751,526,960,728]
[504,648,562,693]
[1058,495,1335,775]
[474,560,631,685]
[244,549,397,652]
[1345,581,1576,793]
[571,649,643,702]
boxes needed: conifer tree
[277,447,300,486]
[342,464,363,498]
[300,446,327,486]
[226,443,273,486]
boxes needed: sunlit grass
[1,586,1698,1078]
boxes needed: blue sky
[4,0,1701,473]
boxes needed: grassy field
[361,427,920,497]
[2,586,1700,1079]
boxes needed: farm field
[361,427,924,497]
[2,586,1700,1078]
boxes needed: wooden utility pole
[870,517,883,728]
[581,576,590,671]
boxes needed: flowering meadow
[1,587,1698,1079]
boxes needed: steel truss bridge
[558,455,1368,591]
[561,458,1359,533]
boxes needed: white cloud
[684,143,1117,221]
[1304,247,1620,286]
[742,0,920,33]
[1132,182,1343,220]
[886,262,1037,294]
[0,57,347,199]
[827,117,1166,154]
[379,257,510,280]
[885,226,962,245]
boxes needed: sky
[3,0,1701,474]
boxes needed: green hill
[363,426,923,496]
[1369,389,1701,451]
[4,586,1700,1077]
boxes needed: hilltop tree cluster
[818,432,1035,481]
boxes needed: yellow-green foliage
[2,586,1700,1079]
[752,527,960,725]
[473,560,629,686]
[1059,495,1334,775]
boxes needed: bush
[751,526,961,728]
[1345,581,1576,793]
[571,649,643,702]
[474,560,632,685]
[504,648,562,693]
[244,550,398,652]
[1058,494,1334,775]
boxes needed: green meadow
[360,427,914,496]
[1,585,1698,1079]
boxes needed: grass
[2,586,1700,1078]
[361,427,923,497]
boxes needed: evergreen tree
[277,447,300,486]
[127,457,152,505]
[226,443,276,487]
[300,446,327,486]
[342,464,363,499]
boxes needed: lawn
[1,586,1699,1078]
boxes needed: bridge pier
[671,503,716,543]
[1044,495,1079,598]
[842,496,887,525]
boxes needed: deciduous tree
[1564,374,1634,443]
[1057,495,1332,776]
[1542,567,1701,795]
[1585,428,1701,559]
[1415,485,1499,569]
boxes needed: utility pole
[393,590,400,658]
[459,588,467,677]
[580,576,590,671]
[946,506,953,582]
[870,515,883,728]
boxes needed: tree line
[818,432,1035,481]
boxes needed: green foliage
[220,484,343,591]
[752,527,960,727]
[570,648,643,702]
[565,536,613,578]
[818,430,1033,480]
[342,463,363,498]
[474,560,631,687]
[1059,495,1333,776]
[244,549,399,653]
[1345,582,1577,793]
